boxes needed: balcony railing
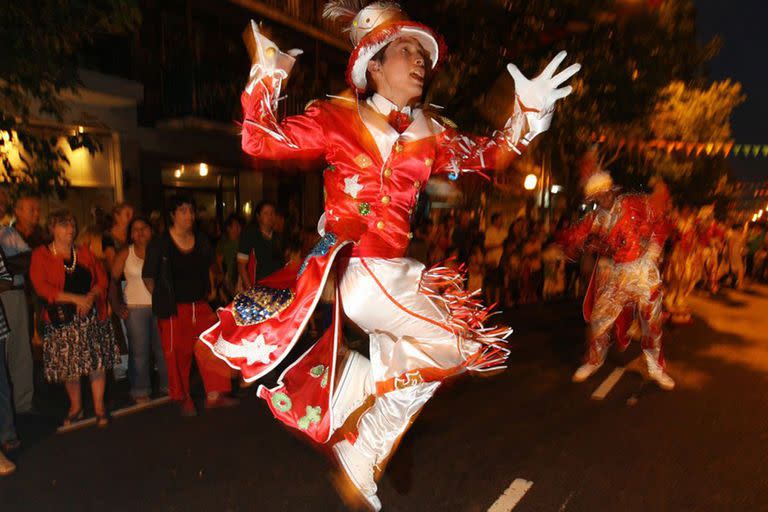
[137,1,348,125]
[230,0,349,50]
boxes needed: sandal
[62,409,84,426]
[95,414,110,428]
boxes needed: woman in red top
[30,210,120,427]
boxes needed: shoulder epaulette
[438,115,458,129]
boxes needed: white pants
[337,257,464,464]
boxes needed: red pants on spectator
[157,301,232,401]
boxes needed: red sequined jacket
[241,80,526,258]
[558,194,670,264]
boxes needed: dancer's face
[368,37,429,109]
[594,190,615,210]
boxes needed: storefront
[42,127,125,227]
[158,162,239,224]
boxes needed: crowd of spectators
[0,193,302,476]
[408,210,580,309]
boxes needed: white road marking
[559,490,576,511]
[488,478,534,512]
[111,396,171,418]
[58,396,171,433]
[591,367,626,400]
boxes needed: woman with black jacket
[142,196,236,416]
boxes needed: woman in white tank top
[110,217,167,402]
[124,245,152,306]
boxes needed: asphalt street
[1,285,767,511]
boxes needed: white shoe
[331,351,373,431]
[644,349,675,390]
[572,361,603,382]
[648,368,675,390]
[332,439,380,511]
[0,451,16,476]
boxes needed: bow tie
[387,110,412,133]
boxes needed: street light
[524,174,538,191]
[551,184,563,194]
[199,163,209,177]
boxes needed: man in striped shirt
[0,222,17,476]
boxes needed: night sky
[696,0,768,181]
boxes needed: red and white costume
[200,2,578,508]
[558,169,675,389]
[698,211,726,293]
[663,210,703,324]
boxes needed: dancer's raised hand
[506,51,581,114]
[244,20,303,84]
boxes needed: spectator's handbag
[44,303,77,327]
[107,278,129,354]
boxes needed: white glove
[505,51,580,141]
[507,51,580,115]
[246,20,303,93]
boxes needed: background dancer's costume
[698,207,726,293]
[664,211,703,324]
[200,2,578,509]
[558,167,675,390]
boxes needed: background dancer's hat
[579,147,615,197]
[323,1,445,93]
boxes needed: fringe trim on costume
[419,259,512,372]
[241,73,298,149]
[440,133,493,181]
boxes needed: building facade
[46,0,351,230]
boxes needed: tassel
[420,259,512,373]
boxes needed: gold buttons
[376,221,385,230]
[381,195,391,205]
[394,143,403,153]
[407,232,414,239]
[383,168,393,178]
[265,47,277,58]
[413,180,421,188]
[425,158,434,167]
[354,154,372,169]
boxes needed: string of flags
[592,134,768,158]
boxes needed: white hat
[323,1,444,93]
[579,147,614,197]
[583,171,614,198]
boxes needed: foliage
[643,80,744,206]
[0,1,140,196]
[403,0,731,208]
